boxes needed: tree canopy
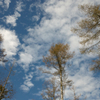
[72,4,100,54]
[40,43,74,100]
[71,4,100,71]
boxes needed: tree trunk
[60,70,63,100]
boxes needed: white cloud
[5,11,21,26]
[18,43,43,72]
[19,52,33,64]
[20,85,30,92]
[20,72,34,92]
[4,1,24,27]
[0,27,20,57]
[5,15,17,26]
[69,35,80,53]
[18,52,33,72]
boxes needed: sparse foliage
[0,82,14,100]
[72,4,100,54]
[90,55,100,71]
[40,43,74,100]
[71,4,100,71]
[41,77,60,100]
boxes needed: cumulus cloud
[4,1,24,26]
[20,72,34,92]
[0,27,20,57]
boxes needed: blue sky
[0,0,100,100]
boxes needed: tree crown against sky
[72,4,100,54]
[71,4,100,72]
[40,43,74,100]
[41,77,60,100]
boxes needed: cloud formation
[4,1,24,26]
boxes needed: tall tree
[71,4,100,71]
[41,77,60,100]
[40,43,74,100]
[0,34,15,100]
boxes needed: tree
[41,77,60,100]
[0,82,14,100]
[71,4,100,71]
[40,43,74,100]
[0,61,15,100]
[0,34,15,100]
[90,55,100,71]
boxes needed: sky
[0,0,100,100]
